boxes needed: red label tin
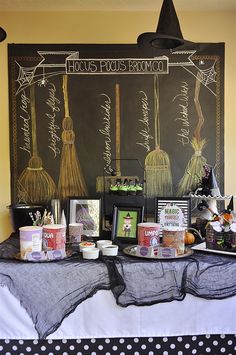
[42,224,66,251]
[137,223,161,247]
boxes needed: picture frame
[68,197,102,238]
[155,197,191,235]
[111,204,144,244]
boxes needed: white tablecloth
[1,285,235,340]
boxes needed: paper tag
[136,245,161,258]
[47,249,66,260]
[26,251,47,261]
[159,247,177,258]
[136,245,153,257]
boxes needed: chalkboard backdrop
[8,43,224,207]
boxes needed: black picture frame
[67,197,102,238]
[111,204,144,244]
[155,197,191,236]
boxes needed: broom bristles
[177,137,207,196]
[145,147,173,197]
[19,167,56,204]
[58,144,88,200]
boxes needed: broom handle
[115,83,121,176]
[154,74,160,148]
[193,72,204,142]
[30,84,38,156]
[63,74,70,117]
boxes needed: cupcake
[128,184,136,196]
[109,184,119,195]
[136,183,143,195]
[118,184,128,196]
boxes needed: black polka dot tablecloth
[1,335,236,354]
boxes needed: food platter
[123,245,193,260]
[191,242,236,257]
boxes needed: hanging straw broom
[57,74,88,200]
[18,84,56,204]
[177,72,207,196]
[145,74,173,197]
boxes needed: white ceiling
[0,0,236,12]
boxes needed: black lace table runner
[102,250,236,307]
[0,234,236,339]
[0,234,112,339]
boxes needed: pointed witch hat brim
[137,0,191,49]
[123,212,133,220]
[0,27,7,42]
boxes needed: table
[0,235,236,354]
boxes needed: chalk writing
[19,90,31,155]
[66,58,168,74]
[98,94,113,174]
[137,91,153,152]
[45,82,61,158]
[172,81,190,146]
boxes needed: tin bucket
[137,222,161,247]
[162,226,185,255]
[42,224,66,251]
[19,226,43,259]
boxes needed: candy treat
[128,184,136,196]
[109,184,119,195]
[136,183,143,196]
[118,181,128,196]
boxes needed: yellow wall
[0,10,235,242]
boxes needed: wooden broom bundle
[57,74,88,200]
[18,84,56,204]
[145,74,172,197]
[177,72,207,196]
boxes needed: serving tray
[14,249,75,262]
[123,245,193,260]
[191,242,236,257]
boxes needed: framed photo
[155,197,191,236]
[68,197,102,238]
[111,204,144,243]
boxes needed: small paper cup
[96,240,112,250]
[102,245,118,256]
[82,247,99,260]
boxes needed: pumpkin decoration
[184,231,195,245]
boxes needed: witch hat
[209,168,221,197]
[123,213,133,220]
[137,0,191,49]
[0,26,7,42]
[226,196,234,212]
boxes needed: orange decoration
[184,232,195,245]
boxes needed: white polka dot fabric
[0,335,236,354]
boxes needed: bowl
[102,245,118,256]
[82,247,99,259]
[96,240,112,250]
[79,241,95,252]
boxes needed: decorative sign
[159,203,185,228]
[66,54,169,74]
[155,197,191,236]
